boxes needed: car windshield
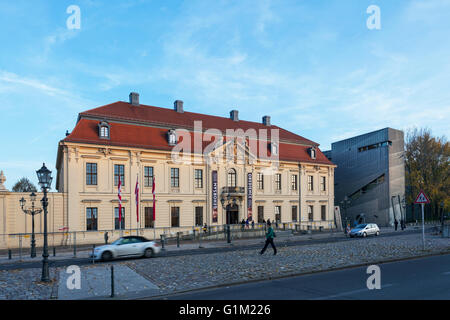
[111,238,123,245]
[355,224,367,229]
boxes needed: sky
[0,0,449,190]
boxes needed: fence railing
[0,220,337,252]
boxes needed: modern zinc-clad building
[324,128,405,227]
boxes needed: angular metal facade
[325,128,405,227]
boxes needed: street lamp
[19,192,42,258]
[340,196,352,230]
[36,163,52,283]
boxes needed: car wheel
[144,248,154,258]
[363,232,367,238]
[375,231,380,236]
[102,251,113,261]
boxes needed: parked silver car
[90,236,161,261]
[349,223,380,238]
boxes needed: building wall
[0,141,335,249]
[327,128,405,227]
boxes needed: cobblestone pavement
[0,267,58,300]
[128,233,450,296]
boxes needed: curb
[136,249,450,300]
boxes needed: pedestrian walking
[245,218,249,229]
[260,221,277,255]
[251,220,255,229]
[400,219,405,230]
[241,219,246,231]
[394,219,398,231]
[104,232,109,244]
[203,223,208,234]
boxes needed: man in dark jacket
[394,219,398,231]
[260,221,277,255]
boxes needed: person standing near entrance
[260,221,277,255]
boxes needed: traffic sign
[414,191,430,204]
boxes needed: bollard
[176,232,180,248]
[198,231,203,248]
[19,236,22,261]
[8,249,12,260]
[160,234,165,251]
[227,225,231,244]
[92,245,96,264]
[110,265,115,298]
[53,247,56,257]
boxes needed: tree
[12,177,38,193]
[405,128,450,220]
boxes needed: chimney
[230,110,239,121]
[262,115,271,126]
[129,92,140,106]
[174,100,184,113]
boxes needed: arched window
[227,169,236,187]
[98,121,110,139]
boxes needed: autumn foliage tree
[405,128,449,220]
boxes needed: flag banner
[118,176,122,223]
[152,176,156,221]
[135,174,140,223]
[247,172,253,221]
[212,171,218,223]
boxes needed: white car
[349,223,380,238]
[90,236,161,261]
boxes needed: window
[171,207,180,227]
[115,207,125,230]
[321,176,326,192]
[86,163,97,185]
[275,206,281,222]
[291,175,298,191]
[86,208,98,231]
[258,206,264,223]
[321,205,326,221]
[292,206,298,222]
[275,174,282,191]
[98,122,110,139]
[144,207,154,228]
[307,175,314,191]
[144,167,154,188]
[171,168,179,188]
[168,129,177,146]
[195,169,203,188]
[308,205,314,221]
[271,143,278,155]
[228,169,236,187]
[257,173,264,190]
[114,164,125,186]
[195,207,203,226]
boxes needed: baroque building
[0,93,336,249]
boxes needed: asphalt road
[157,253,450,300]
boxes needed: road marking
[310,284,394,300]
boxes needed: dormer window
[98,122,110,139]
[270,142,278,156]
[309,147,316,160]
[167,129,177,146]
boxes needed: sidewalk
[0,226,420,266]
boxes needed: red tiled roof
[64,119,334,165]
[79,101,318,146]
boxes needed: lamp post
[36,163,52,283]
[441,201,445,234]
[19,192,42,258]
[340,196,352,230]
